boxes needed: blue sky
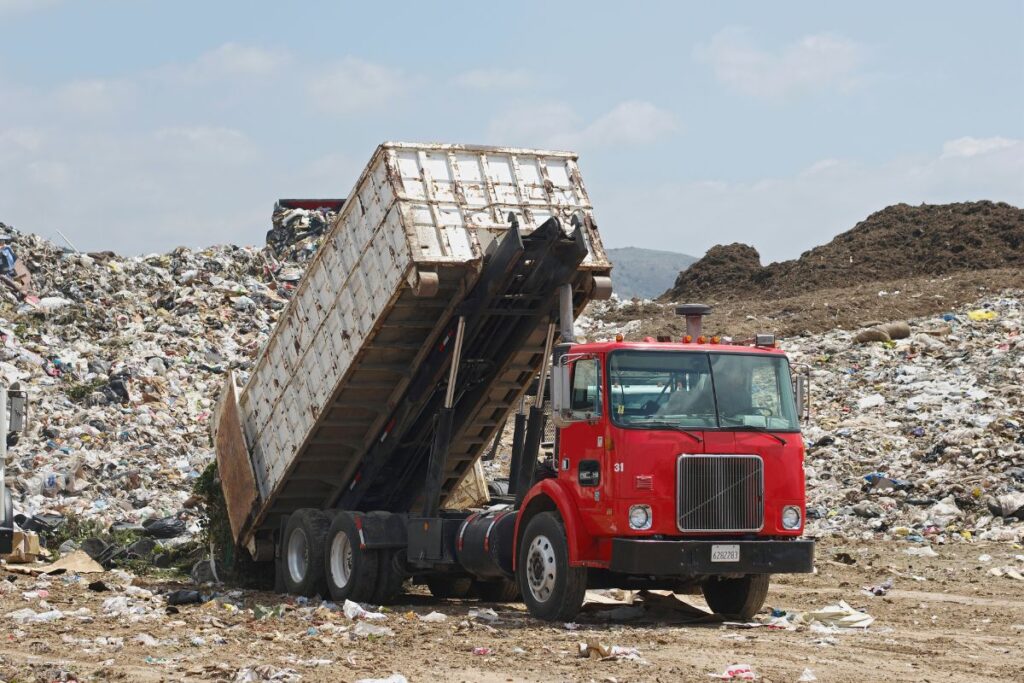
[1,1,1021,262]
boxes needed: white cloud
[696,27,867,100]
[161,43,292,84]
[53,79,134,116]
[572,101,678,147]
[488,100,677,150]
[454,68,533,90]
[599,138,1024,263]
[0,124,270,253]
[306,58,407,114]
[941,136,1018,159]
[487,103,580,148]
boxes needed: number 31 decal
[613,462,624,473]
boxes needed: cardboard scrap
[15,550,106,575]
[44,550,105,574]
[0,530,42,563]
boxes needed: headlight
[628,505,652,530]
[782,505,802,530]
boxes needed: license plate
[711,544,740,562]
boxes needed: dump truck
[214,141,814,621]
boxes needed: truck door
[562,356,609,532]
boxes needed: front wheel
[516,512,587,621]
[702,574,770,619]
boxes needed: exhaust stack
[676,303,713,338]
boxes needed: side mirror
[550,351,600,428]
[550,355,574,428]
[793,366,811,422]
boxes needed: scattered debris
[418,611,447,623]
[863,577,894,596]
[578,641,644,662]
[344,599,387,621]
[708,663,758,680]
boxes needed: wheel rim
[526,534,557,603]
[329,530,353,589]
[286,527,308,584]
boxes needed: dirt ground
[2,538,1023,683]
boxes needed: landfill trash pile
[788,294,1024,545]
[577,293,1024,545]
[0,219,326,552]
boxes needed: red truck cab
[514,313,814,621]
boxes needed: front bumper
[609,538,815,576]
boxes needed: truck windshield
[607,350,800,432]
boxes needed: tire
[473,578,519,603]
[280,509,330,597]
[702,574,770,619]
[516,512,587,621]
[324,511,379,603]
[426,577,473,600]
[371,547,407,605]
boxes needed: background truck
[214,141,814,621]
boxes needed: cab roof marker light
[697,335,706,344]
[682,335,692,343]
[615,333,623,342]
[711,336,721,344]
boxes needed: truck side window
[570,358,601,415]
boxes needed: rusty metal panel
[213,373,260,543]
[231,142,612,547]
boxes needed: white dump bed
[220,142,610,548]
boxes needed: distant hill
[606,247,697,299]
[662,201,1024,301]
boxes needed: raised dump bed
[216,142,611,552]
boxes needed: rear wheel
[281,509,330,597]
[474,578,519,603]
[426,577,473,600]
[516,512,587,621]
[324,512,379,603]
[702,574,770,619]
[372,547,407,604]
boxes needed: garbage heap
[786,295,1023,544]
[0,213,332,544]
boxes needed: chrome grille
[677,455,764,532]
